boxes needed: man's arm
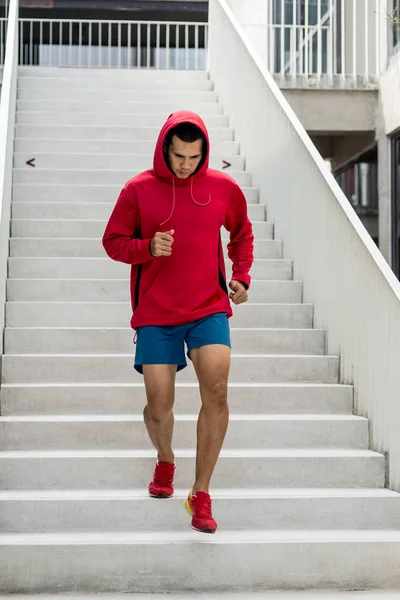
[224,184,254,289]
[102,184,155,265]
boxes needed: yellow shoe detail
[185,490,194,515]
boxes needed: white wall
[226,0,268,63]
[209,0,400,492]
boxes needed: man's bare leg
[143,364,177,464]
[189,344,231,493]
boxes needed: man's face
[167,135,203,179]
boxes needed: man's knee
[144,403,172,424]
[201,379,228,408]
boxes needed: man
[102,111,254,534]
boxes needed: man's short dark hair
[166,122,205,146]
[163,122,207,174]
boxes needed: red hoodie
[102,111,254,329]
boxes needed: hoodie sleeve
[224,183,254,289]
[102,183,155,265]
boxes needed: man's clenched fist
[229,280,248,305]
[150,230,175,257]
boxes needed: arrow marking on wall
[26,158,36,168]
[223,160,231,170]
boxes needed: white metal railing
[209,0,400,491]
[0,18,207,69]
[0,3,393,82]
[261,0,389,87]
[0,0,18,357]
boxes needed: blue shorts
[134,312,231,374]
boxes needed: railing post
[352,0,357,84]
[340,0,346,87]
[377,0,389,71]
[0,0,18,358]
[327,0,334,85]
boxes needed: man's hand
[229,280,248,305]
[150,230,174,257]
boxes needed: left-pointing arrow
[26,158,35,167]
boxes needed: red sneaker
[148,461,175,498]
[185,489,217,533]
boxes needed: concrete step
[17,99,223,114]
[4,327,324,355]
[1,488,399,533]
[17,65,210,81]
[17,82,217,98]
[18,77,215,96]
[18,78,218,93]
[17,67,209,80]
[16,124,234,142]
[10,219,273,239]
[0,414,367,451]
[15,124,235,141]
[5,302,312,328]
[2,529,400,593]
[12,183,259,204]
[14,153,245,172]
[1,354,338,384]
[7,257,291,281]
[16,111,226,128]
[0,449,385,490]
[11,201,264,220]
[9,238,280,259]
[6,279,300,303]
[13,168,252,187]
[14,139,241,156]
[0,383,354,416]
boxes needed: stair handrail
[0,0,18,358]
[209,0,400,491]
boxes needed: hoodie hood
[153,111,210,184]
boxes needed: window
[335,146,379,247]
[394,21,400,52]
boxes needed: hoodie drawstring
[160,178,211,226]
[190,179,211,207]
[160,178,177,227]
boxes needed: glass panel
[273,1,330,26]
[272,0,332,73]
[337,162,378,210]
[334,147,379,248]
[392,135,400,279]
[17,20,206,69]
[392,3,400,51]
[394,22,400,51]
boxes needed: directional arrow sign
[222,160,231,170]
[26,158,36,168]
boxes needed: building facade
[2,0,208,22]
[227,0,400,280]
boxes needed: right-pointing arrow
[223,160,231,170]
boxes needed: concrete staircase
[1,66,400,593]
